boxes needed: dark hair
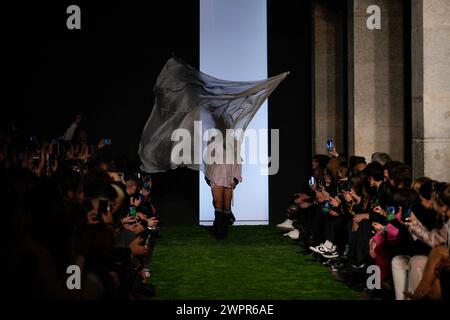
[419,180,438,200]
[349,156,366,172]
[82,170,114,198]
[313,154,331,170]
[124,172,139,183]
[339,160,349,177]
[94,155,115,170]
[391,164,412,188]
[364,162,384,182]
[384,161,402,179]
[434,182,450,208]
[393,188,418,210]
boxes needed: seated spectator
[404,183,449,299]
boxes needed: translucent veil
[138,57,288,174]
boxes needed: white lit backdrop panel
[199,0,268,225]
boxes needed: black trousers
[323,215,346,249]
[307,205,325,246]
[347,219,372,265]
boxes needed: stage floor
[148,225,358,299]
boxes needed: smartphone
[386,205,396,221]
[129,205,137,218]
[87,145,94,155]
[402,207,412,222]
[29,136,37,144]
[308,176,316,188]
[98,200,109,216]
[326,139,334,151]
[386,206,396,215]
[117,172,124,182]
[104,138,112,145]
[322,201,331,215]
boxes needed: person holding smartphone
[403,183,450,299]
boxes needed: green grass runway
[149,225,358,300]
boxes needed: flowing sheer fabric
[138,57,288,174]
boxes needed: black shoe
[338,263,367,276]
[330,257,347,272]
[214,211,228,239]
[225,211,236,225]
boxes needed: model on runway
[205,161,241,239]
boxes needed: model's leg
[211,186,224,210]
[223,187,235,225]
[211,186,227,239]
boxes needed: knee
[213,200,223,210]
[409,255,428,270]
[392,255,409,271]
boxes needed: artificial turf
[148,225,359,300]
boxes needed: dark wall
[268,0,314,224]
[4,1,313,226]
[4,1,200,225]
[6,1,199,160]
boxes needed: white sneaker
[285,229,300,240]
[309,243,328,254]
[322,246,339,259]
[276,219,294,231]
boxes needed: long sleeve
[63,122,78,141]
[407,218,448,248]
[372,224,399,246]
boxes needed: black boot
[223,209,236,225]
[214,210,228,239]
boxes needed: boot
[223,209,236,226]
[214,210,228,239]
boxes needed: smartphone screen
[402,207,412,222]
[327,139,334,151]
[129,205,137,218]
[104,138,111,145]
[386,205,396,221]
[386,206,396,215]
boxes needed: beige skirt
[205,163,242,189]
